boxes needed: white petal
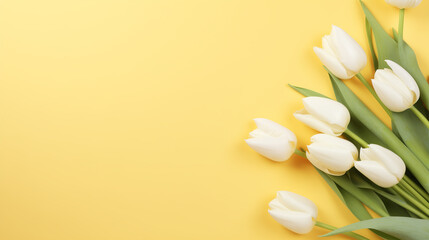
[359,147,376,162]
[375,68,413,105]
[268,209,315,234]
[252,118,295,139]
[303,97,350,134]
[306,152,346,176]
[293,110,336,135]
[311,134,358,159]
[330,25,367,74]
[354,161,399,187]
[321,36,337,57]
[307,143,355,172]
[306,152,339,175]
[385,0,422,8]
[372,77,412,112]
[365,144,406,180]
[245,136,293,162]
[268,198,288,211]
[385,60,420,104]
[250,119,297,145]
[276,191,318,219]
[313,47,352,79]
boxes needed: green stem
[399,180,429,212]
[315,221,369,240]
[392,185,429,217]
[398,8,405,48]
[294,149,306,158]
[403,175,429,202]
[355,73,392,117]
[344,129,369,148]
[375,188,428,219]
[410,106,429,129]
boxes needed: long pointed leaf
[316,169,345,203]
[322,217,429,240]
[391,110,429,167]
[316,169,397,239]
[328,174,389,217]
[349,170,411,217]
[360,1,399,69]
[365,17,378,69]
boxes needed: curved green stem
[403,175,429,202]
[344,129,369,148]
[399,180,429,211]
[294,149,306,158]
[392,185,429,217]
[398,8,405,48]
[315,221,369,240]
[410,106,429,129]
[375,188,428,219]
[355,73,392,117]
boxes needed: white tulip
[385,0,422,8]
[313,25,367,79]
[355,144,406,188]
[306,134,358,176]
[268,191,317,234]
[294,97,350,136]
[372,60,420,112]
[245,118,297,162]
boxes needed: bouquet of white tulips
[245,1,429,239]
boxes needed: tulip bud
[385,0,422,8]
[268,191,317,234]
[306,134,358,176]
[372,60,420,112]
[313,25,367,79]
[355,144,406,188]
[294,97,350,136]
[245,118,297,162]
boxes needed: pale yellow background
[0,0,428,239]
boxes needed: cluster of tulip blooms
[245,0,429,239]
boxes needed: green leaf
[339,186,372,220]
[365,17,378,69]
[328,71,429,192]
[349,170,411,217]
[328,174,389,217]
[316,170,398,240]
[328,74,385,146]
[288,84,328,98]
[322,217,429,240]
[391,110,429,167]
[315,169,345,203]
[381,195,411,218]
[360,1,399,69]
[396,30,429,109]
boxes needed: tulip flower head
[355,144,406,188]
[385,0,422,8]
[268,191,317,234]
[245,118,297,162]
[372,60,420,112]
[313,25,367,79]
[306,134,358,176]
[294,97,350,136]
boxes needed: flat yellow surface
[0,0,428,239]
